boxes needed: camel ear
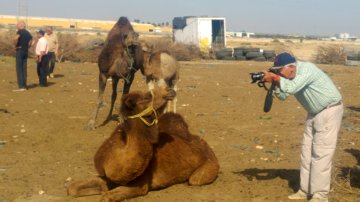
[142,45,149,52]
[142,42,154,52]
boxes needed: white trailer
[172,16,226,48]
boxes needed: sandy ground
[0,56,359,202]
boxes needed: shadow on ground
[338,149,360,188]
[234,168,300,191]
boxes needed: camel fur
[68,87,219,202]
[86,16,143,130]
[140,42,179,112]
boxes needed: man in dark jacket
[13,21,34,91]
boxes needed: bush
[57,33,103,63]
[140,37,202,61]
[315,45,345,65]
[1,31,202,63]
[0,30,37,58]
[0,30,19,56]
[169,43,202,61]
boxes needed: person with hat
[262,52,343,202]
[45,26,59,78]
[13,21,34,91]
[35,30,49,87]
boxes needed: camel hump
[116,17,134,31]
[158,112,190,140]
[160,52,175,64]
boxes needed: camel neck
[125,120,159,145]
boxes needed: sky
[0,0,359,36]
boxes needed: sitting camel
[86,16,143,130]
[140,42,179,113]
[68,87,219,202]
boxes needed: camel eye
[143,94,152,101]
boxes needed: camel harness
[118,46,137,84]
[127,105,158,126]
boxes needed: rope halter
[127,105,158,126]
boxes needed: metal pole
[17,0,28,26]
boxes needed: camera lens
[250,72,264,83]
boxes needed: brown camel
[85,16,143,130]
[140,42,179,112]
[68,87,219,202]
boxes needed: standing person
[13,21,34,91]
[44,26,59,78]
[35,30,49,87]
[262,52,343,202]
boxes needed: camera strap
[263,81,276,112]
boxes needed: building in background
[172,16,226,49]
[227,31,255,38]
[0,15,172,33]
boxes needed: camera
[250,68,282,83]
[249,68,283,113]
[250,72,265,83]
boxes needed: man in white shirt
[35,30,49,87]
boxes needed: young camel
[85,16,143,130]
[140,42,179,113]
[68,87,219,202]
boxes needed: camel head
[140,42,154,53]
[123,31,139,48]
[121,87,175,143]
[121,87,176,123]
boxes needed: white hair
[17,21,26,29]
[284,62,297,69]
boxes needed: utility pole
[17,0,28,25]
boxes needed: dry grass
[0,30,19,56]
[57,33,102,63]
[142,36,203,61]
[2,30,359,64]
[315,45,346,65]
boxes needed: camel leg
[164,78,177,113]
[188,158,219,186]
[146,79,155,91]
[85,72,108,130]
[172,84,177,113]
[68,177,109,197]
[101,76,119,126]
[100,176,150,202]
[188,144,219,186]
[154,78,172,113]
[122,73,135,94]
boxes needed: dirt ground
[0,56,359,202]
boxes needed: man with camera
[261,52,343,202]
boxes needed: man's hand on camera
[262,71,275,82]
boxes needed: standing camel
[85,17,143,130]
[68,87,219,202]
[140,42,179,112]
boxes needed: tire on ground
[216,49,233,59]
[347,55,360,61]
[243,48,260,55]
[222,56,234,60]
[233,50,244,58]
[235,55,246,60]
[254,56,267,62]
[246,52,263,60]
[263,50,276,59]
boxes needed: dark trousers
[15,50,28,88]
[37,55,49,86]
[47,52,56,75]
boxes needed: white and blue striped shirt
[274,61,342,114]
